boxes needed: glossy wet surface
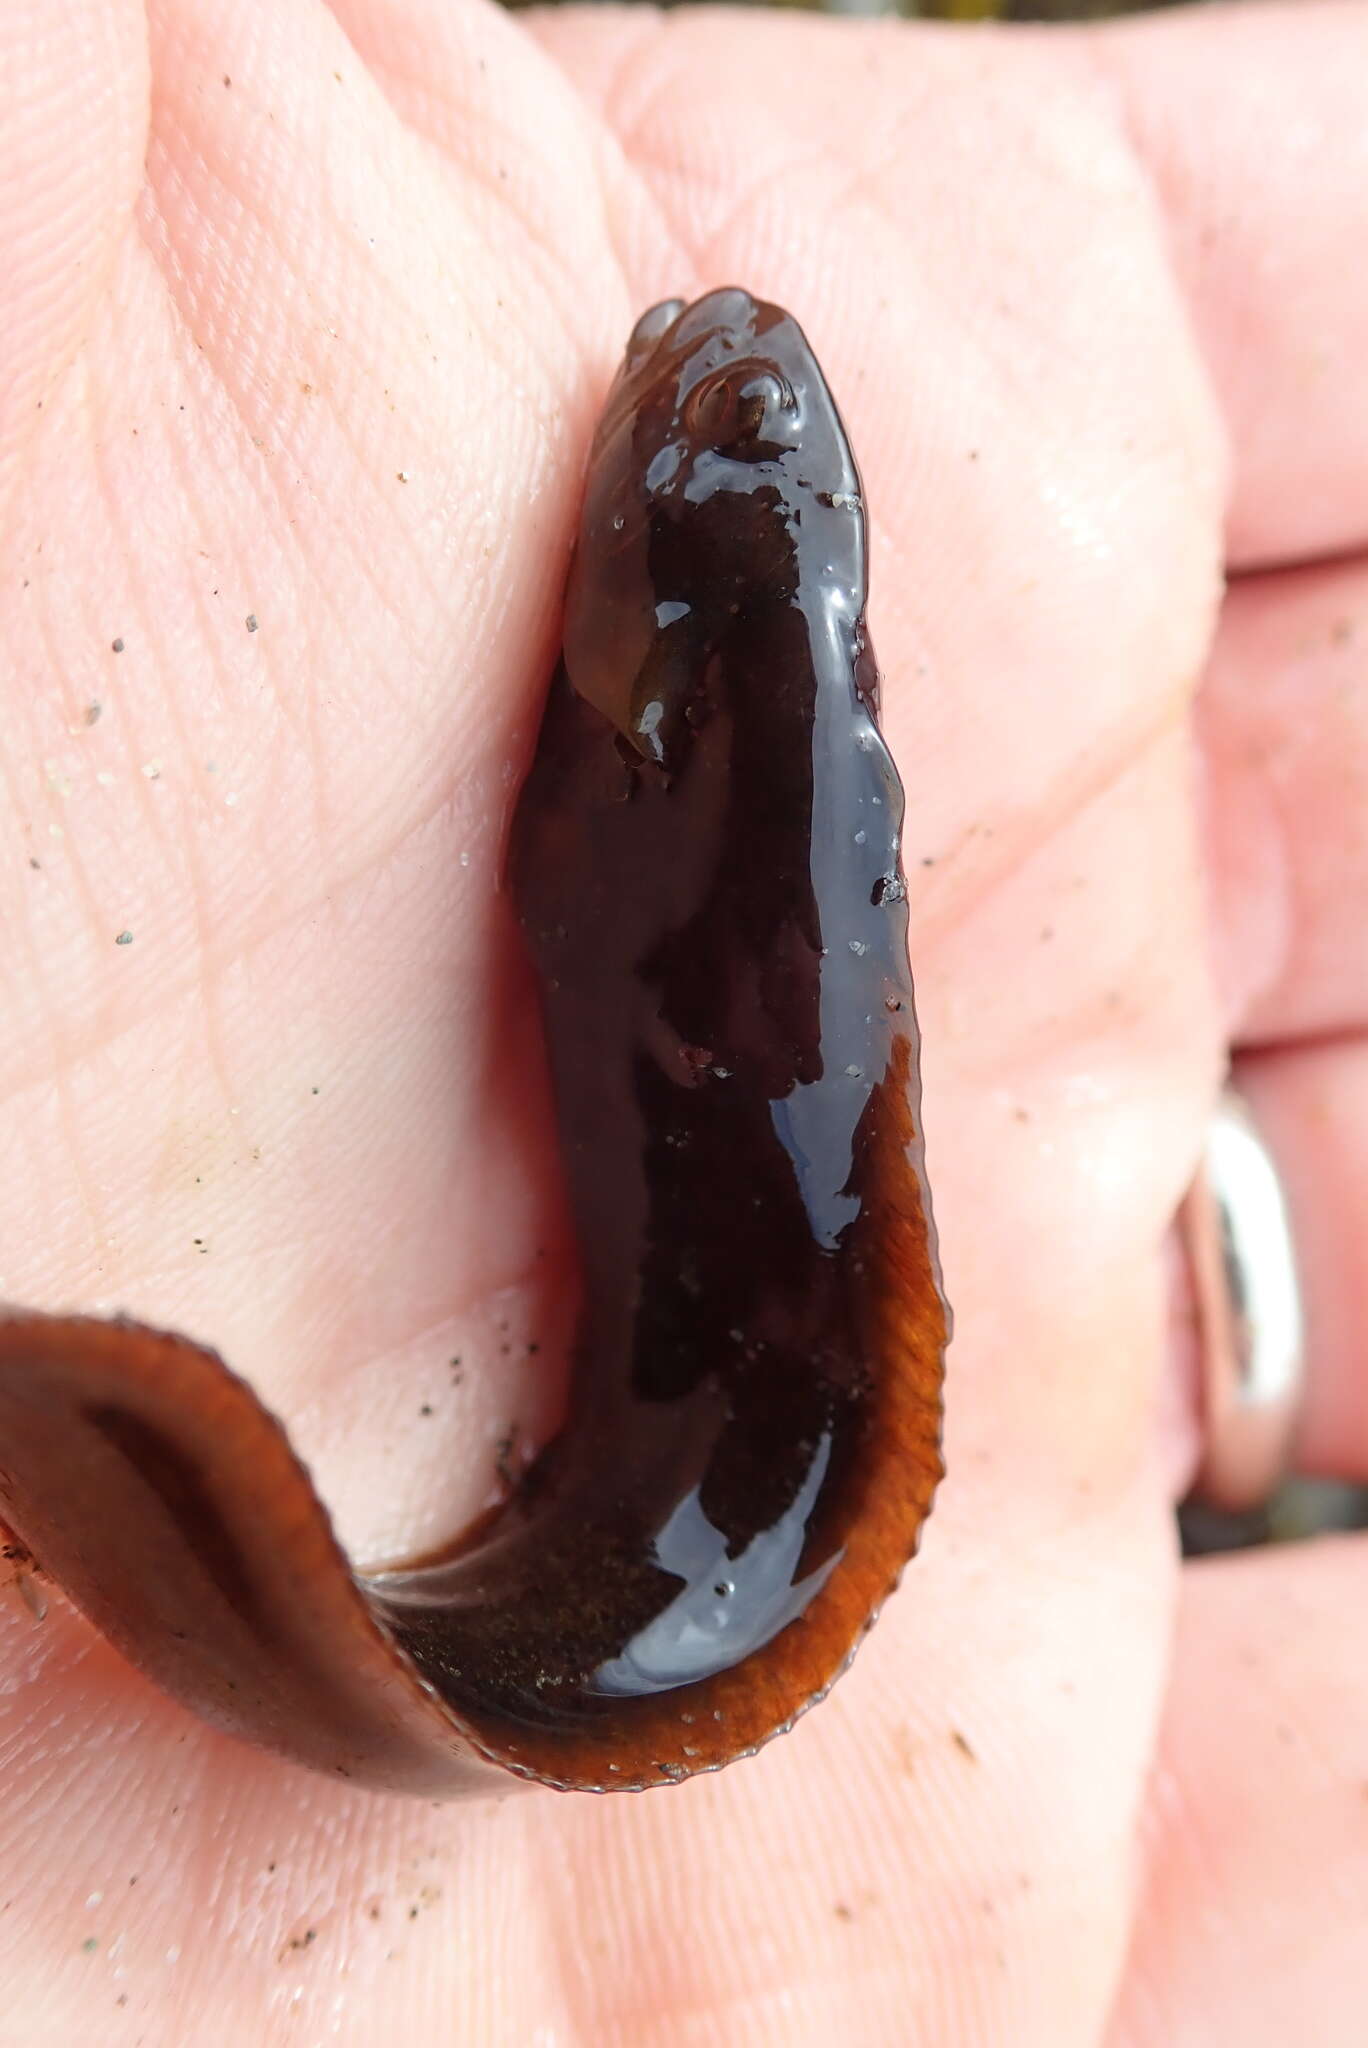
[0,291,947,1792]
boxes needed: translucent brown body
[0,291,946,1794]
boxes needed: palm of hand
[3,2,1366,2042]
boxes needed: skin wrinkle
[114,276,340,882]
[0,675,58,998]
[582,126,689,322]
[134,51,577,668]
[0,2,148,520]
[588,19,1183,441]
[518,15,700,315]
[92,245,389,774]
[590,40,829,297]
[2,267,559,1106]
[341,45,606,433]
[12,565,145,1089]
[685,139,878,297]
[2,906,552,1480]
[325,0,621,387]
[131,161,465,691]
[596,13,921,192]
[1243,1021,1368,1077]
[913,692,1198,988]
[83,398,233,1098]
[48,1026,113,1297]
[1229,537,1368,587]
[434,137,624,399]
[0,765,468,1111]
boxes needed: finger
[1109,1537,1368,2048]
[1229,1038,1368,1483]
[1197,555,1368,1044]
[1092,3,1368,569]
[0,0,146,519]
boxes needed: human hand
[1,1,1364,2041]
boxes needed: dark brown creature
[0,291,946,1794]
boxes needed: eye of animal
[685,367,794,450]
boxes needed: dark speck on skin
[111,638,124,653]
[115,930,133,946]
[246,614,258,633]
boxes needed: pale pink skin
[1,1,1365,2040]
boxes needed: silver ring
[1181,1080,1306,1513]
